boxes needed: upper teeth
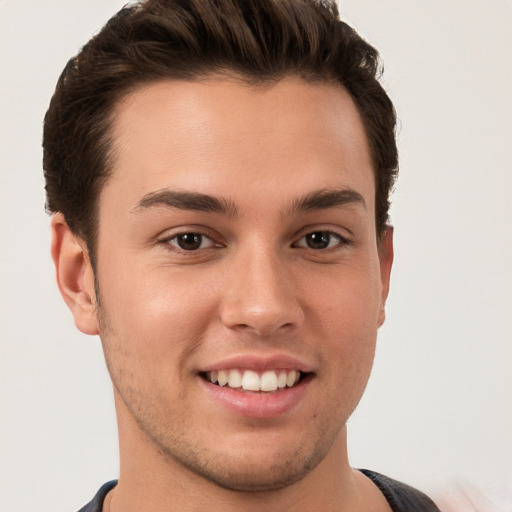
[206,369,301,392]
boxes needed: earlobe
[51,214,99,335]
[378,226,394,327]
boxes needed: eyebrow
[132,189,238,216]
[285,188,366,216]
[131,186,365,217]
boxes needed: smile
[204,369,302,392]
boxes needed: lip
[198,353,315,418]
[199,374,313,418]
[200,352,314,373]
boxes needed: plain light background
[0,1,510,511]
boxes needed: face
[84,77,392,491]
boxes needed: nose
[220,247,304,336]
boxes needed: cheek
[97,266,218,369]
[307,264,381,390]
[308,261,382,332]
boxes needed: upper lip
[200,352,314,373]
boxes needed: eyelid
[157,226,225,252]
[293,231,345,248]
[168,233,217,250]
[292,225,352,245]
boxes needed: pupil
[307,232,330,249]
[177,233,202,250]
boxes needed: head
[45,0,397,496]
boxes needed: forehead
[103,76,375,215]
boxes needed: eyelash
[160,229,351,254]
[293,230,351,251]
[161,230,221,253]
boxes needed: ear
[51,214,99,335]
[378,226,394,327]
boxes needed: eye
[167,233,217,251]
[295,231,345,250]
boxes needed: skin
[52,76,393,511]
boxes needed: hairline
[83,71,384,266]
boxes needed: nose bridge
[220,239,303,336]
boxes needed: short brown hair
[43,0,398,258]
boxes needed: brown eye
[296,231,343,250]
[168,233,215,251]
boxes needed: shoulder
[76,481,117,512]
[360,469,441,512]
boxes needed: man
[43,0,441,510]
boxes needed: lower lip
[200,376,311,418]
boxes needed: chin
[146,425,338,493]
[175,450,323,492]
